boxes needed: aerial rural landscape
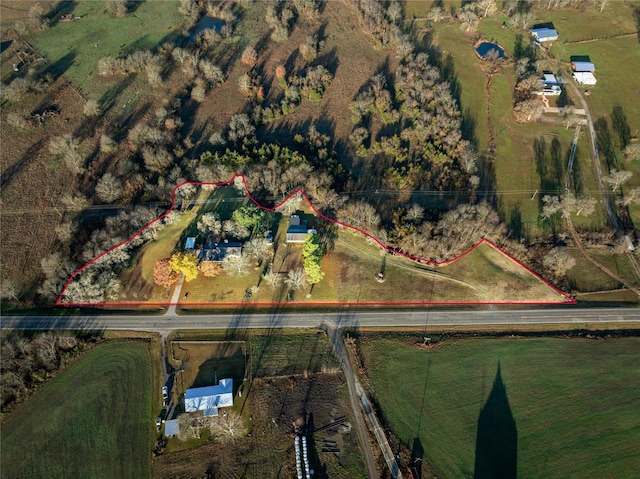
[1,0,639,478]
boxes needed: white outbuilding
[184,378,233,417]
[573,72,597,86]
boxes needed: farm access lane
[2,307,640,332]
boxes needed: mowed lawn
[360,336,640,479]
[1,342,153,479]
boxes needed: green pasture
[566,247,640,293]
[26,1,185,98]
[360,336,640,479]
[0,341,153,479]
[429,9,627,233]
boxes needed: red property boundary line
[56,175,576,307]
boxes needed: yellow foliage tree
[169,252,199,282]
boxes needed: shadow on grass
[42,49,76,80]
[594,117,618,172]
[192,348,246,392]
[474,363,517,479]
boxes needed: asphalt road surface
[2,307,639,332]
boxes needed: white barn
[184,378,233,417]
[573,71,597,86]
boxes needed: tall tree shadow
[474,363,517,479]
[594,117,617,172]
[611,105,631,150]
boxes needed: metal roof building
[184,378,234,417]
[200,238,242,262]
[530,27,558,42]
[573,72,597,85]
[571,61,596,72]
[164,419,180,437]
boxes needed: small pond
[475,41,505,60]
[189,16,225,42]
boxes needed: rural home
[184,378,233,417]
[200,237,242,262]
[286,215,316,243]
[573,71,597,86]
[530,26,558,42]
[537,73,561,96]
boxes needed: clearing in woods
[57,181,573,307]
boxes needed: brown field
[0,33,86,301]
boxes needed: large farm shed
[184,378,233,417]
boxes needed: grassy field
[0,341,153,479]
[427,5,639,232]
[25,1,185,99]
[251,330,340,378]
[359,335,640,479]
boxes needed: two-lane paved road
[2,307,639,332]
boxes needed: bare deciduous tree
[61,192,90,212]
[55,221,77,244]
[209,411,248,443]
[0,278,20,301]
[100,134,117,154]
[263,268,281,289]
[95,173,123,203]
[222,253,251,276]
[49,135,84,174]
[191,83,206,102]
[227,113,255,144]
[285,268,308,291]
[406,204,425,223]
[198,212,222,236]
[622,144,640,163]
[241,46,258,67]
[459,5,479,32]
[245,238,272,263]
[543,247,576,277]
[606,169,633,192]
[83,99,100,117]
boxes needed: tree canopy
[302,232,324,284]
[169,252,199,282]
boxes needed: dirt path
[559,67,621,232]
[326,322,406,478]
[324,323,380,479]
